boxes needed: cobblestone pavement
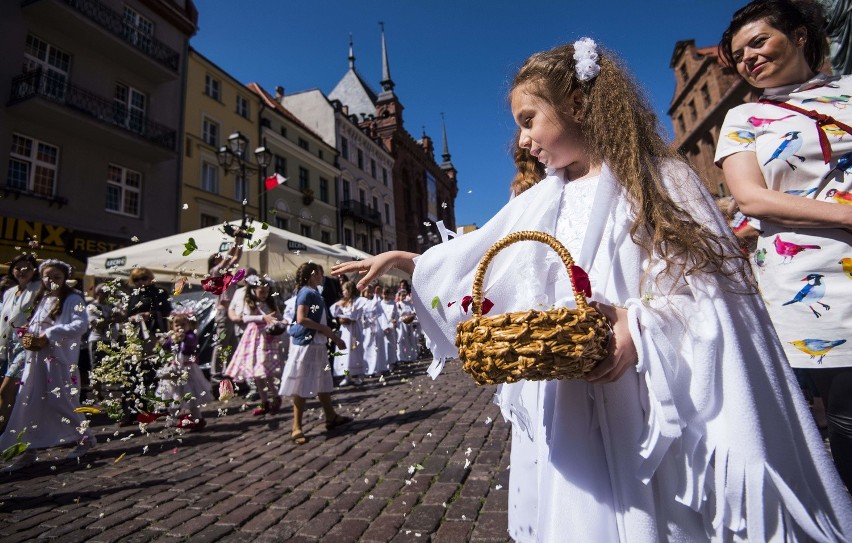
[0,359,513,542]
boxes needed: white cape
[411,162,852,542]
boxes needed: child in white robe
[0,259,95,471]
[333,38,852,542]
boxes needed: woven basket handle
[471,230,589,316]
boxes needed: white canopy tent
[86,220,353,284]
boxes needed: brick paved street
[0,360,512,542]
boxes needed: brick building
[668,40,760,196]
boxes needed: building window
[382,167,388,186]
[688,100,697,120]
[384,203,390,225]
[300,224,311,238]
[344,227,353,246]
[679,64,688,82]
[275,216,289,230]
[201,161,218,193]
[358,233,368,253]
[298,138,309,151]
[318,150,324,160]
[321,231,331,244]
[700,83,711,107]
[677,114,686,133]
[319,177,329,203]
[274,154,287,177]
[106,163,141,217]
[7,133,59,197]
[370,158,376,178]
[298,167,309,191]
[123,7,154,51]
[236,95,250,118]
[359,188,365,205]
[343,180,351,201]
[114,82,146,133]
[372,196,378,211]
[200,213,219,227]
[374,238,381,255]
[202,117,219,147]
[341,137,349,160]
[387,242,393,252]
[357,148,364,170]
[23,35,70,100]
[280,126,287,138]
[204,74,221,100]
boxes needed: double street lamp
[216,131,272,236]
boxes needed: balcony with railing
[340,199,383,228]
[9,70,177,151]
[23,0,181,71]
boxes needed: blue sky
[192,0,747,229]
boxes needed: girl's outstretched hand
[331,251,419,290]
[584,302,638,384]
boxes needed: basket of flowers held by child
[455,230,611,385]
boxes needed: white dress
[329,300,365,377]
[715,74,852,368]
[360,297,388,375]
[411,162,852,542]
[380,299,399,367]
[0,292,92,451]
[278,311,333,398]
[396,298,418,362]
[155,333,210,417]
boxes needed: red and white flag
[264,172,287,190]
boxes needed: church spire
[379,22,395,95]
[348,33,355,70]
[441,112,452,163]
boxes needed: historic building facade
[283,57,397,255]
[0,0,197,270]
[326,30,458,253]
[668,40,760,196]
[181,48,260,232]
[248,84,340,245]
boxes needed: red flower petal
[481,297,494,315]
[460,295,473,313]
[570,265,592,298]
[447,301,457,307]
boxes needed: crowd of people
[1,0,851,539]
[0,244,424,469]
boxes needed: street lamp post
[216,130,271,237]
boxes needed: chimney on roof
[275,86,285,100]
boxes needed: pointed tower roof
[328,34,380,121]
[378,21,396,101]
[441,112,453,165]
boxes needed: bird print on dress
[726,131,755,145]
[822,123,848,139]
[789,339,847,364]
[782,273,830,317]
[748,114,794,128]
[823,151,852,180]
[784,187,820,197]
[802,95,851,108]
[840,257,852,279]
[774,235,821,262]
[764,131,805,170]
[825,188,852,204]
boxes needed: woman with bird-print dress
[716,0,852,490]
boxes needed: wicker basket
[21,333,48,352]
[456,231,610,385]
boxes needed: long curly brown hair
[511,43,746,282]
